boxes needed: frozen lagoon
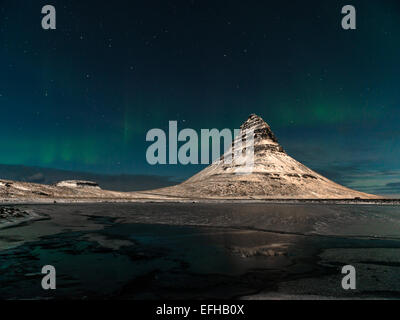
[1,203,400,299]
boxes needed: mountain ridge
[0,114,380,201]
[151,114,379,199]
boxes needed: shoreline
[1,198,400,206]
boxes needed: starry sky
[1,0,400,195]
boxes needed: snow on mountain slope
[0,115,380,201]
[153,114,379,199]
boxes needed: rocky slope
[151,114,379,199]
[0,179,175,202]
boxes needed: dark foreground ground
[1,203,400,300]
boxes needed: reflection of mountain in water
[2,203,400,299]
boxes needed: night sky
[1,0,400,195]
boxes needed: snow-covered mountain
[153,114,379,199]
[0,115,380,202]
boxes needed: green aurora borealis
[1,0,400,194]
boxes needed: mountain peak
[152,113,378,199]
[240,114,282,153]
